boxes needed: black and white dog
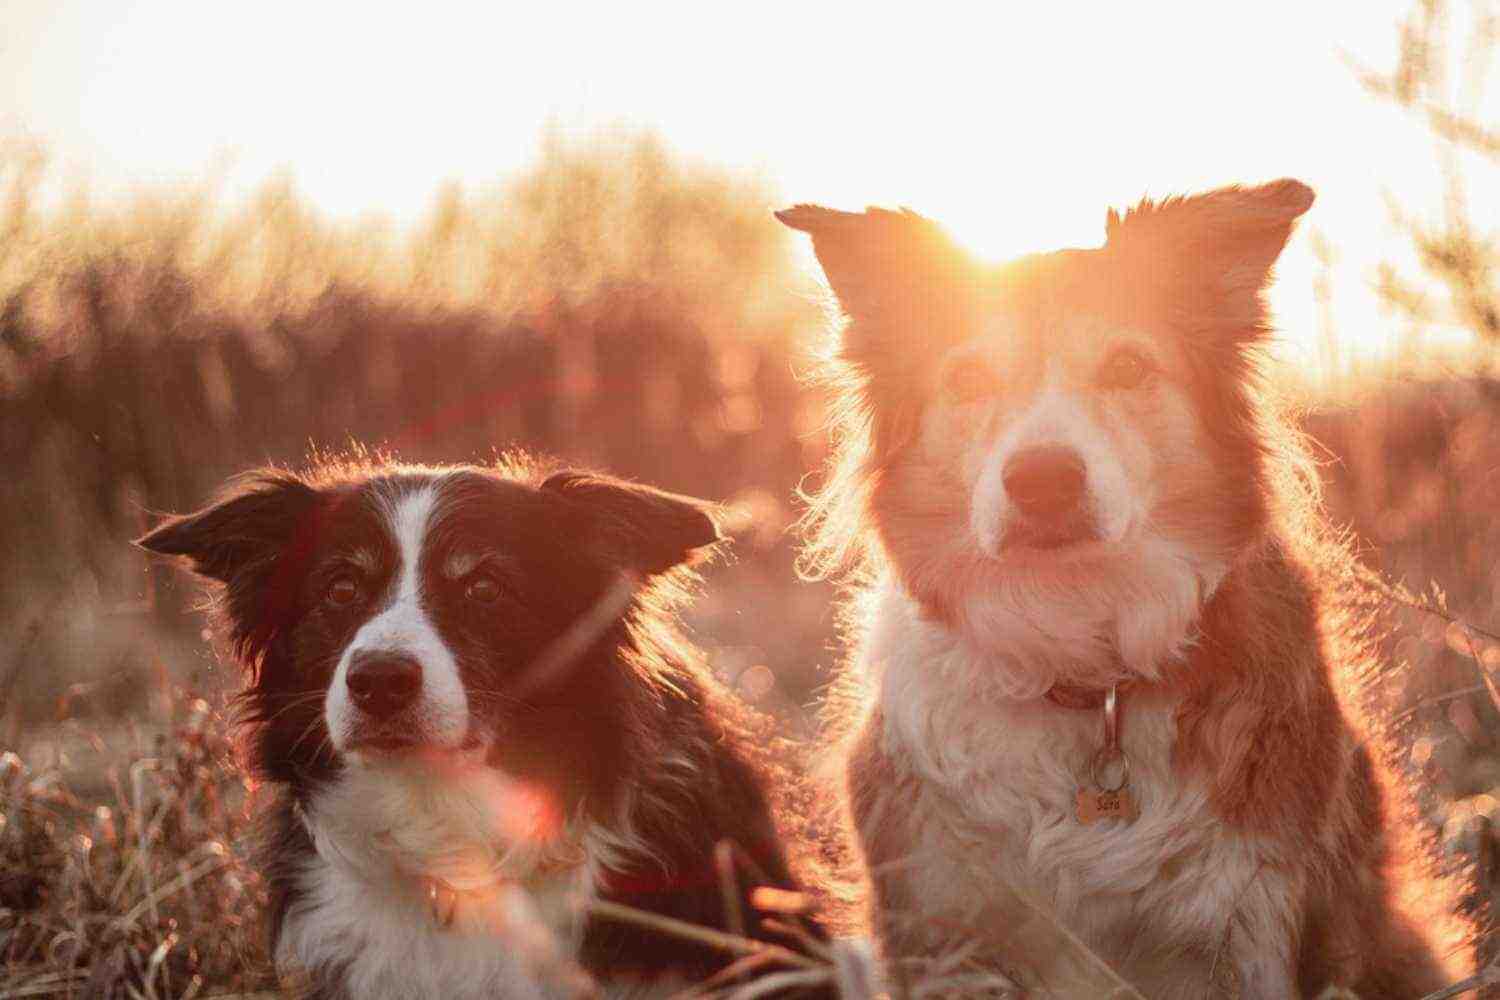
[139,456,822,999]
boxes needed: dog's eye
[465,574,502,604]
[1098,348,1154,390]
[942,362,999,405]
[326,575,362,607]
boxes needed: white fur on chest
[277,762,599,1000]
[278,849,588,1000]
[862,580,1298,990]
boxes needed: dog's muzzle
[1000,446,1097,550]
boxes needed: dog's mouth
[347,730,487,760]
[1000,513,1099,553]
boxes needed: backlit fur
[139,455,825,999]
[780,183,1485,997]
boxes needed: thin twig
[673,951,789,998]
[115,850,231,931]
[582,899,820,971]
[759,918,834,963]
[1393,684,1490,726]
[715,839,748,941]
[1416,962,1500,1000]
[717,969,835,1000]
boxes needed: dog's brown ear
[776,205,977,348]
[776,206,953,316]
[542,471,721,576]
[1104,179,1314,338]
[780,203,978,379]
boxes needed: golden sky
[3,0,1490,373]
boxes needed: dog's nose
[346,653,423,719]
[1003,446,1087,516]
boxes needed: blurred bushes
[0,134,833,723]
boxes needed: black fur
[138,457,828,996]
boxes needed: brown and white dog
[779,182,1484,997]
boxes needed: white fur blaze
[325,484,471,751]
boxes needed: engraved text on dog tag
[1075,786,1138,823]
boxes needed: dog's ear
[1104,178,1314,339]
[137,472,324,656]
[136,473,321,582]
[776,205,978,364]
[542,471,721,576]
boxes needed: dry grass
[1,691,276,999]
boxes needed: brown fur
[781,183,1488,996]
[1177,524,1479,992]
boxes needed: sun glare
[2,0,1489,377]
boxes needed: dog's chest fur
[853,581,1297,993]
[277,849,586,1000]
[274,765,628,1000]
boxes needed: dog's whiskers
[259,691,325,727]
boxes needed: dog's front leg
[1233,949,1300,1000]
[1222,864,1303,1000]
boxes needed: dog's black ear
[542,471,720,576]
[137,472,324,656]
[776,204,973,325]
[137,472,321,582]
[1104,179,1315,339]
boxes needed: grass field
[2,137,1499,997]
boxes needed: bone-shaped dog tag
[1075,785,1138,823]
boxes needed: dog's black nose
[346,653,423,718]
[1003,446,1087,516]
